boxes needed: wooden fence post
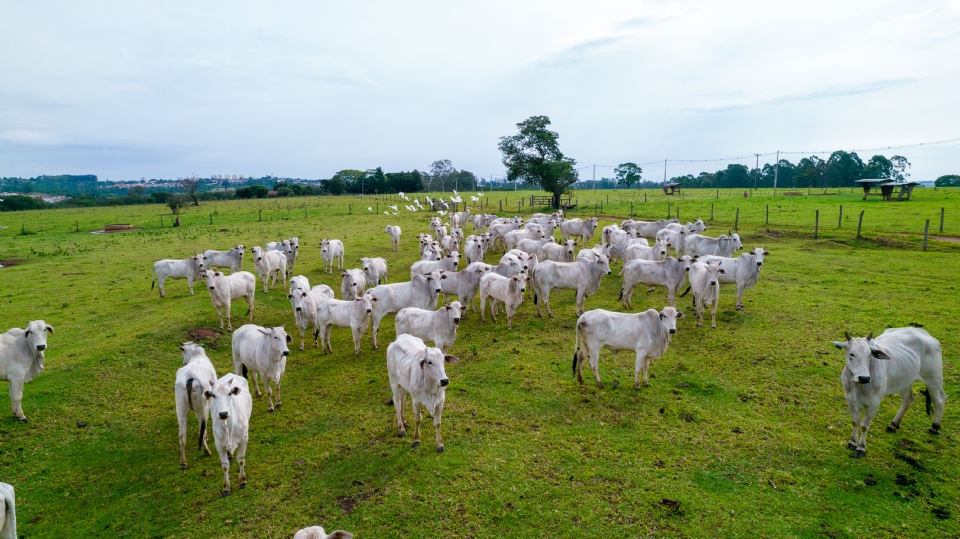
[838,205,842,227]
[711,203,714,221]
[518,201,521,213]
[161,216,164,228]
[209,213,213,225]
[940,207,945,233]
[630,202,634,217]
[258,210,262,222]
[765,205,769,225]
[923,219,930,251]
[814,210,819,239]
[667,202,671,218]
[644,193,647,203]
[735,208,739,231]
[856,210,864,239]
[499,200,502,212]
[716,189,719,199]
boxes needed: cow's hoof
[17,417,28,423]
[886,423,899,433]
[240,482,246,490]
[853,449,866,458]
[412,441,421,448]
[929,425,941,435]
[181,463,187,470]
[597,382,604,389]
[437,446,445,453]
[399,431,406,438]
[846,442,857,450]
[267,408,274,413]
[275,402,282,409]
[221,490,231,497]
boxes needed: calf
[340,268,367,300]
[479,272,526,329]
[619,256,694,309]
[200,245,245,273]
[232,324,291,412]
[396,301,463,353]
[316,294,375,355]
[387,334,459,452]
[655,227,686,258]
[532,256,612,317]
[560,217,599,243]
[832,328,946,457]
[384,225,402,251]
[294,527,353,539]
[175,342,217,469]
[0,320,53,422]
[539,239,576,263]
[361,257,388,286]
[688,261,725,328]
[251,246,287,293]
[0,482,15,539]
[698,247,768,310]
[203,269,256,331]
[153,255,202,298]
[368,271,444,349]
[437,263,490,313]
[574,306,684,388]
[319,239,345,274]
[410,251,459,278]
[205,373,252,497]
[683,233,743,258]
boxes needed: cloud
[688,78,921,113]
[0,129,57,145]
[617,16,662,29]
[538,36,622,67]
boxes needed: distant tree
[862,155,893,179]
[614,163,642,188]
[721,164,751,188]
[498,115,578,208]
[890,155,911,182]
[179,177,201,206]
[236,185,269,199]
[935,175,960,187]
[0,195,46,212]
[796,156,826,190]
[429,160,455,191]
[824,151,864,188]
[150,191,174,204]
[127,185,147,197]
[167,195,187,216]
[275,186,293,197]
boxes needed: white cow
[175,342,217,469]
[251,246,287,293]
[316,294,375,355]
[387,334,459,452]
[437,263,491,313]
[463,235,486,265]
[294,526,353,539]
[205,373,252,497]
[384,225,402,251]
[577,243,610,263]
[655,227,687,258]
[560,217,599,244]
[396,301,463,353]
[421,241,443,262]
[340,268,367,300]
[619,256,694,309]
[368,272,444,349]
[683,233,743,258]
[0,320,53,422]
[232,324,291,412]
[688,261,725,328]
[832,328,946,457]
[199,245,245,273]
[0,482,15,539]
[624,218,678,239]
[152,255,203,298]
[516,237,555,258]
[488,217,523,251]
[623,238,669,262]
[532,256,612,317]
[288,275,311,296]
[504,227,545,251]
[288,286,334,350]
[361,257,388,286]
[410,251,460,278]
[418,233,434,255]
[319,239,345,274]
[698,247,768,310]
[489,254,524,278]
[539,239,577,263]
[479,272,526,329]
[573,306,684,388]
[202,269,256,331]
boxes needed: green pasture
[0,189,959,538]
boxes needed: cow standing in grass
[199,245,245,273]
[203,269,256,331]
[698,247,768,311]
[205,373,252,497]
[532,256,612,317]
[0,320,53,422]
[384,225,402,251]
[319,239,345,274]
[175,342,217,469]
[232,325,290,413]
[153,255,203,297]
[688,261,725,328]
[0,482,15,539]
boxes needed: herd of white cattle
[0,208,948,537]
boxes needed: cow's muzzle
[295,307,302,312]
[36,344,46,351]
[710,280,717,286]
[669,328,676,334]
[219,411,229,420]
[282,351,290,356]
[453,318,460,324]
[209,286,215,290]
[757,262,763,267]
[435,288,441,293]
[366,309,372,313]
[858,376,871,384]
[439,378,450,387]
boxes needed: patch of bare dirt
[90,227,144,234]
[931,235,960,244]
[0,259,26,267]
[188,328,221,341]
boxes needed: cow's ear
[286,334,293,343]
[677,311,685,319]
[215,272,222,276]
[287,294,293,299]
[24,329,31,337]
[327,532,354,539]
[204,391,214,399]
[419,359,426,369]
[445,305,451,311]
[719,269,726,274]
[258,328,271,335]
[832,341,848,350]
[764,251,770,256]
[866,332,874,341]
[659,312,664,320]
[444,354,460,364]
[871,347,891,360]
[441,274,447,279]
[230,386,241,395]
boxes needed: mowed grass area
[1,189,959,538]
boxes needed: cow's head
[180,341,205,365]
[445,301,463,324]
[833,332,889,384]
[419,346,458,388]
[749,247,768,267]
[251,246,265,262]
[23,319,53,357]
[703,261,725,286]
[731,233,744,251]
[514,272,527,294]
[356,293,376,314]
[319,239,330,254]
[680,255,695,272]
[202,269,219,288]
[564,239,576,256]
[659,306,685,334]
[655,238,670,259]
[258,326,292,359]
[205,375,245,421]
[597,254,612,275]
[290,291,309,312]
[361,257,371,272]
[425,271,444,293]
[447,251,460,267]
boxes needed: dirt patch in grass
[931,235,960,244]
[90,227,144,234]
[188,328,221,341]
[0,259,26,267]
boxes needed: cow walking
[175,342,217,469]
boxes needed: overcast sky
[2,1,959,182]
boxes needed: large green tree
[935,174,960,187]
[862,155,893,179]
[498,116,578,208]
[824,151,864,187]
[614,163,642,188]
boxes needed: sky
[2,0,960,182]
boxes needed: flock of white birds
[368,190,484,216]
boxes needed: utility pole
[754,153,760,190]
[663,159,667,186]
[773,150,779,196]
[593,164,596,190]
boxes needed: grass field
[1,188,959,538]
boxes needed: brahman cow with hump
[199,245,245,273]
[488,217,523,252]
[504,226,545,251]
[153,255,203,298]
[560,217,599,244]
[683,232,743,258]
[832,328,946,458]
[202,269,256,331]
[340,268,367,300]
[437,263,491,313]
[250,246,287,293]
[319,239,345,274]
[1,320,53,422]
[574,306,684,388]
[316,294,376,355]
[463,235,485,265]
[368,271,444,349]
[396,301,463,353]
[384,225,402,251]
[479,272,526,329]
[0,482,15,539]
[532,255,612,317]
[687,261,725,328]
[619,256,695,309]
[623,218,678,239]
[410,251,460,278]
[361,257,388,286]
[698,247,769,310]
[232,324,291,413]
[205,373,252,497]
[288,287,333,351]
[540,239,577,263]
[387,334,459,452]
[175,342,217,469]
[294,526,353,539]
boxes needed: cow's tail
[618,287,624,302]
[151,279,156,290]
[241,363,248,379]
[1,482,14,539]
[572,318,583,378]
[679,285,692,298]
[530,266,539,305]
[923,387,933,415]
[185,378,206,450]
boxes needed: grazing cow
[624,218,678,239]
[437,263,490,312]
[319,239,345,274]
[340,268,367,300]
[152,255,203,298]
[683,233,743,258]
[368,272,444,349]
[0,482,15,539]
[619,256,694,309]
[688,261,725,328]
[203,269,256,331]
[504,227,545,251]
[205,373,252,497]
[200,245,245,273]
[479,272,526,329]
[698,247,769,310]
[386,334,459,452]
[560,217,600,244]
[316,294,375,355]
[532,256,612,317]
[294,526,353,539]
[251,246,287,293]
[232,325,291,412]
[623,238,669,263]
[464,235,485,265]
[410,251,460,278]
[517,237,555,258]
[361,257,388,286]
[175,342,217,469]
[396,301,463,353]
[655,227,686,258]
[0,320,53,422]
[832,328,946,458]
[540,239,577,263]
[573,306,684,388]
[384,225,402,251]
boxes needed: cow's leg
[696,299,704,327]
[392,384,407,436]
[252,372,263,397]
[214,304,225,329]
[736,283,746,310]
[353,326,362,356]
[236,436,248,490]
[541,287,553,317]
[158,277,166,298]
[622,283,634,309]
[576,288,586,316]
[188,275,195,296]
[246,295,254,322]
[842,379,860,450]
[434,401,445,453]
[299,324,306,351]
[710,298,718,329]
[325,325,335,353]
[219,449,232,497]
[198,405,211,455]
[274,376,282,409]
[177,403,188,469]
[9,378,27,422]
[225,301,233,331]
[855,403,880,457]
[887,388,914,432]
[411,398,423,448]
[635,349,651,388]
[313,326,320,348]
[927,382,947,434]
[666,285,676,308]
[480,294,487,322]
[371,316,381,350]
